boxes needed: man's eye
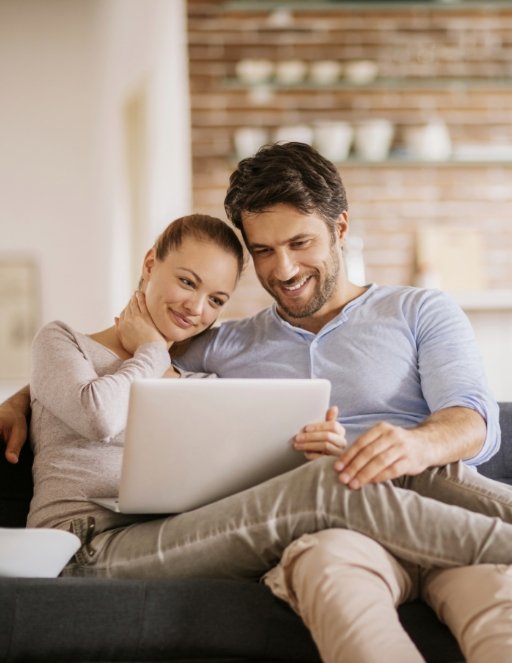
[253,248,271,256]
[291,240,309,249]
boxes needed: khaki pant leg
[264,529,425,663]
[422,565,512,663]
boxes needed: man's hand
[116,291,168,355]
[294,406,347,460]
[333,406,486,489]
[0,386,31,464]
[334,422,429,489]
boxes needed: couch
[1,404,511,663]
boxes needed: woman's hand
[163,365,181,379]
[115,291,167,355]
[294,406,347,460]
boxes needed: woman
[27,214,246,534]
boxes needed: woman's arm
[31,322,171,441]
[0,385,30,463]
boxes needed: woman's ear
[141,248,156,287]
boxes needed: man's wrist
[412,406,485,466]
[408,426,440,467]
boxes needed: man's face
[242,204,348,328]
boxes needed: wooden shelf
[224,77,512,90]
[225,2,512,12]
[226,153,512,167]
[338,155,512,166]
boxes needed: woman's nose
[183,292,204,315]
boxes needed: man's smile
[275,274,314,297]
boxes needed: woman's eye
[179,277,194,287]
[209,297,224,307]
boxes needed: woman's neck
[89,326,133,361]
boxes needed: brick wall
[187,0,512,319]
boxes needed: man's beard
[266,247,340,320]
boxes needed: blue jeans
[63,458,512,578]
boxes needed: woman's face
[142,237,239,343]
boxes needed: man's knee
[424,564,512,615]
[298,529,392,567]
[289,530,408,584]
[279,530,412,607]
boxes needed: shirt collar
[270,283,378,337]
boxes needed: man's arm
[334,406,486,490]
[0,385,30,464]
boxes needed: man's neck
[278,283,369,334]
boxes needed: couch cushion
[0,577,321,662]
[0,577,464,663]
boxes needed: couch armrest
[478,402,512,485]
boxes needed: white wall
[97,0,192,317]
[0,0,191,393]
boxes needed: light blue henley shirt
[176,284,500,465]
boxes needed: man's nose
[273,251,299,282]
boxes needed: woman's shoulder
[32,320,82,349]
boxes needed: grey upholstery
[479,402,512,485]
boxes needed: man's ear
[141,248,156,286]
[335,211,349,244]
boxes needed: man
[2,142,512,661]
[180,141,498,482]
[178,141,512,661]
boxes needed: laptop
[90,378,331,514]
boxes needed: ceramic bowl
[309,60,342,85]
[274,124,314,145]
[404,121,452,160]
[354,119,394,161]
[275,60,307,85]
[344,60,379,85]
[313,121,354,161]
[235,59,275,84]
[0,527,81,578]
[234,127,269,159]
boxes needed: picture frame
[0,258,40,381]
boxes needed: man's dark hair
[224,142,348,242]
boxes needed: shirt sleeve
[30,321,171,441]
[172,327,219,373]
[415,291,500,465]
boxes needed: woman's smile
[168,307,196,330]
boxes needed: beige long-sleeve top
[28,320,172,530]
